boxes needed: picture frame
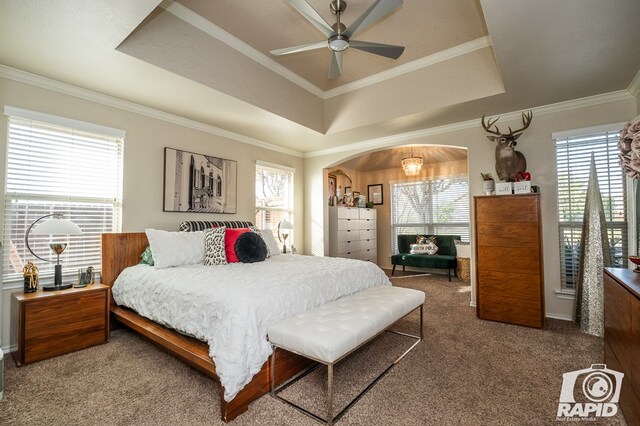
[345,186,352,195]
[163,147,238,213]
[352,191,360,198]
[368,184,383,205]
[328,174,337,197]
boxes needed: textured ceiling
[0,0,638,154]
[338,145,468,171]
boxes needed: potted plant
[481,172,495,195]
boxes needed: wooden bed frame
[101,233,314,422]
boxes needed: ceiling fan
[271,0,405,79]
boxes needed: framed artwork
[345,186,352,195]
[328,175,337,197]
[163,147,237,213]
[352,191,360,198]
[368,184,383,205]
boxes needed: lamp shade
[31,218,82,235]
[402,156,423,176]
[279,219,294,231]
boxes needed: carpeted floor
[0,274,627,425]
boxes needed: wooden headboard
[101,233,148,287]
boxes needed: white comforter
[112,255,391,401]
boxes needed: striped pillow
[179,220,254,232]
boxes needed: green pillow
[139,245,155,266]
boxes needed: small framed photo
[352,191,360,198]
[328,175,337,197]
[368,184,383,205]
[345,186,352,195]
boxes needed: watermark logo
[557,364,624,420]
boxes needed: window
[555,125,626,291]
[390,176,469,254]
[255,161,294,245]
[2,107,124,284]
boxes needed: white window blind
[555,128,626,290]
[390,176,469,254]
[3,114,124,284]
[255,161,294,246]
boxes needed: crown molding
[161,1,491,101]
[628,68,640,97]
[304,90,634,158]
[0,64,304,158]
[160,1,325,99]
[323,36,492,99]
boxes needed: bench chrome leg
[327,363,334,426]
[270,304,424,424]
[420,304,424,339]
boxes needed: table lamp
[277,219,294,254]
[25,213,82,291]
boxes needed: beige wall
[358,159,468,270]
[0,76,304,350]
[305,97,637,321]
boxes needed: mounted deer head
[481,111,533,182]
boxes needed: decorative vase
[482,180,495,195]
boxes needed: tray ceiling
[0,0,638,154]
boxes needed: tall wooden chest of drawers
[603,268,640,425]
[329,206,377,263]
[474,193,545,328]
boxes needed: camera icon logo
[557,364,624,418]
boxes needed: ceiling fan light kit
[271,0,405,79]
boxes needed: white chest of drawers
[329,207,377,263]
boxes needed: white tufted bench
[268,285,425,425]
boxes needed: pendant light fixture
[402,148,423,176]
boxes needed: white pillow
[454,240,471,257]
[145,229,205,268]
[410,243,438,255]
[260,229,281,256]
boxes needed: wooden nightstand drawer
[12,284,110,366]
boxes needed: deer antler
[510,111,533,137]
[481,114,503,136]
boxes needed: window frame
[255,160,295,246]
[553,123,628,293]
[2,106,124,289]
[389,174,470,255]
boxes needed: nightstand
[11,284,110,366]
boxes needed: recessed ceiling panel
[177,0,488,90]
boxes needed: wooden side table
[11,284,110,366]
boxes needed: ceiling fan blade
[270,41,327,56]
[344,0,403,39]
[328,50,343,79]
[350,40,405,59]
[287,0,335,38]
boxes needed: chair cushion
[267,286,425,364]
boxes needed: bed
[101,227,391,422]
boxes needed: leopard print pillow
[203,227,227,265]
